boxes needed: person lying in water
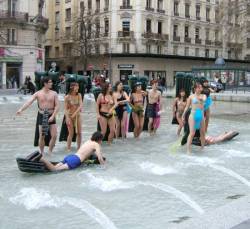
[205,131,239,145]
[40,131,105,171]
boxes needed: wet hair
[193,82,203,93]
[114,81,123,92]
[41,76,52,87]
[178,89,187,102]
[91,131,103,142]
[100,82,110,96]
[69,82,79,94]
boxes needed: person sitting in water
[205,131,239,145]
[40,131,105,171]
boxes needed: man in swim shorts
[40,131,105,171]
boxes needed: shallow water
[0,95,250,229]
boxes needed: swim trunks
[146,103,157,118]
[62,154,81,169]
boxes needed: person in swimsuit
[202,79,215,133]
[205,131,239,145]
[16,77,59,155]
[146,80,162,135]
[182,82,206,153]
[39,131,105,171]
[130,82,147,138]
[113,81,130,139]
[64,82,83,151]
[96,83,116,144]
[172,89,187,136]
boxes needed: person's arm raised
[16,92,38,115]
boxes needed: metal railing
[0,10,28,22]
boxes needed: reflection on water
[0,97,250,228]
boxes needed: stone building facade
[44,0,250,85]
[0,0,48,89]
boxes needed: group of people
[16,76,238,171]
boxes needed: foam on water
[222,149,250,158]
[84,173,136,192]
[180,155,224,167]
[9,188,62,210]
[9,188,117,229]
[139,162,178,175]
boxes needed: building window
[65,26,71,38]
[215,50,218,58]
[63,44,72,56]
[195,27,200,39]
[87,24,92,38]
[88,0,92,10]
[146,0,152,8]
[80,2,84,14]
[195,48,199,57]
[173,46,178,55]
[104,19,109,35]
[228,50,231,59]
[95,19,100,38]
[96,0,100,12]
[104,43,109,53]
[65,8,71,21]
[122,21,130,35]
[215,30,219,41]
[7,28,16,45]
[206,7,210,22]
[158,21,162,34]
[56,0,60,4]
[104,0,109,9]
[123,43,130,53]
[157,0,163,10]
[174,1,179,16]
[45,46,51,58]
[95,44,100,54]
[173,25,178,37]
[55,30,59,40]
[157,45,162,54]
[146,19,151,33]
[65,0,71,3]
[196,5,200,20]
[206,29,209,40]
[205,49,209,58]
[184,47,189,56]
[55,47,59,57]
[184,25,189,38]
[146,44,151,53]
[185,4,190,18]
[122,0,130,7]
[55,11,60,29]
[247,38,250,48]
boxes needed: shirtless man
[16,77,59,154]
[146,80,162,135]
[40,131,105,171]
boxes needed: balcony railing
[37,16,49,29]
[142,32,168,41]
[120,5,133,9]
[195,38,202,44]
[173,36,180,42]
[215,40,222,46]
[95,8,100,14]
[104,7,109,12]
[118,31,134,39]
[157,9,165,14]
[145,7,154,12]
[0,10,28,22]
[205,40,212,45]
[7,40,17,45]
[184,37,191,43]
[103,32,109,37]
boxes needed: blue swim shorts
[62,154,81,170]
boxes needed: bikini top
[192,96,205,105]
[117,93,126,102]
[131,93,143,104]
[100,94,113,105]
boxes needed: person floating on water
[202,79,214,133]
[130,82,147,138]
[205,131,239,145]
[16,77,59,155]
[113,81,130,139]
[172,89,187,136]
[96,82,116,145]
[64,82,83,151]
[182,82,207,154]
[40,131,105,171]
[146,80,162,135]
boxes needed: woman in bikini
[64,82,83,151]
[130,82,147,138]
[182,82,207,153]
[96,83,116,144]
[202,79,215,132]
[113,81,130,139]
[172,89,187,136]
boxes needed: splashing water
[9,188,118,229]
[81,173,204,214]
[139,162,178,175]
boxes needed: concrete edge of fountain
[169,195,250,229]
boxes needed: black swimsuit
[115,94,126,120]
